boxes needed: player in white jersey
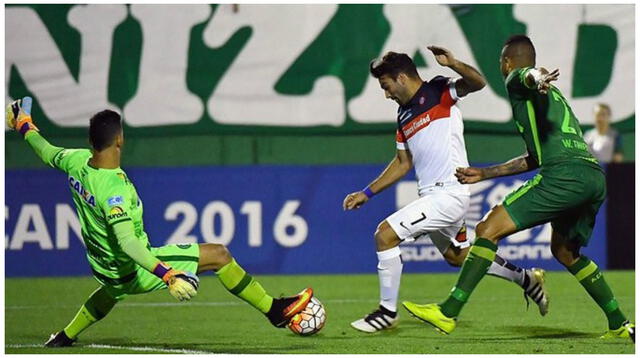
[343,47,549,333]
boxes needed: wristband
[153,262,172,281]
[18,121,37,137]
[363,186,375,199]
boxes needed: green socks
[63,287,117,339]
[440,238,497,318]
[568,256,626,330]
[217,259,273,314]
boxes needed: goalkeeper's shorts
[103,243,200,300]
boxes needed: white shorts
[386,191,470,255]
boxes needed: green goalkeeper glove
[6,96,38,136]
[154,262,199,301]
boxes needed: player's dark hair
[503,34,536,64]
[370,51,420,80]
[89,110,122,151]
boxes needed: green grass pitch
[5,271,635,354]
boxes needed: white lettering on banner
[164,201,199,244]
[273,200,308,247]
[55,204,84,249]
[349,4,511,124]
[200,201,235,245]
[400,246,444,262]
[6,200,308,250]
[5,5,125,126]
[6,204,85,250]
[466,181,494,227]
[514,4,634,124]
[10,204,53,250]
[163,200,308,248]
[203,4,345,126]
[535,223,552,243]
[497,245,553,260]
[240,201,263,247]
[125,5,210,126]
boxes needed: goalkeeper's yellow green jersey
[30,137,149,285]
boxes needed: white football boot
[351,305,399,333]
[523,267,549,316]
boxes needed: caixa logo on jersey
[393,173,606,270]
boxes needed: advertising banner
[5,4,634,136]
[5,165,606,277]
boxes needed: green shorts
[102,243,200,300]
[502,162,606,246]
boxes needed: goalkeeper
[6,97,313,347]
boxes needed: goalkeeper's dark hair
[370,51,420,80]
[89,110,122,151]
[503,34,536,65]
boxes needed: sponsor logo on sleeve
[107,206,128,221]
[107,196,124,207]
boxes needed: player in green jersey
[402,35,634,342]
[6,98,313,347]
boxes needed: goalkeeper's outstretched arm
[24,131,65,168]
[6,96,65,168]
[112,220,199,301]
[112,220,163,273]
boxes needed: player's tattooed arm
[426,45,486,97]
[455,152,538,184]
[482,153,538,178]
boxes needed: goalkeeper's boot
[600,321,635,343]
[44,331,75,347]
[351,305,398,333]
[266,287,313,328]
[402,302,456,335]
[522,267,549,316]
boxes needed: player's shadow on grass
[502,325,593,339]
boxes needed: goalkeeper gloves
[6,96,38,136]
[153,262,199,302]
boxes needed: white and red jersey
[395,76,469,196]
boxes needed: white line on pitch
[5,298,377,310]
[5,343,215,354]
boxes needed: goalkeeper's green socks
[568,256,627,330]
[63,287,117,339]
[217,259,273,313]
[440,238,497,318]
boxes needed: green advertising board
[5,4,635,167]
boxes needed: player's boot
[402,302,456,335]
[44,331,75,347]
[522,267,549,316]
[350,305,399,333]
[266,287,313,328]
[600,321,635,343]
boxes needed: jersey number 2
[551,89,580,136]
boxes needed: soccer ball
[288,296,326,336]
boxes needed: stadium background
[5,4,635,277]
